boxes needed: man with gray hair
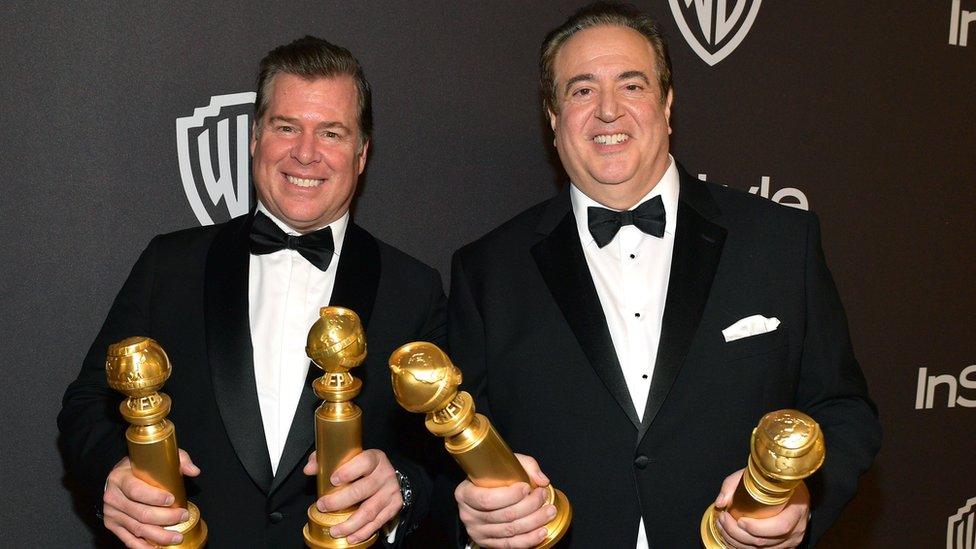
[60,36,444,547]
[448,3,881,547]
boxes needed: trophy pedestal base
[537,485,572,549]
[303,505,378,548]
[700,505,727,549]
[161,501,207,548]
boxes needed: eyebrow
[618,70,651,84]
[564,73,596,91]
[267,115,350,131]
[563,70,652,93]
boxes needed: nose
[291,132,320,165]
[596,90,622,123]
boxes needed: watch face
[395,470,414,507]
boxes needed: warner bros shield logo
[949,497,976,549]
[668,0,762,66]
[176,92,257,226]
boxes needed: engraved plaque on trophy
[106,336,207,548]
[389,341,572,549]
[303,306,377,549]
[701,409,825,548]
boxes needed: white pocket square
[722,315,780,342]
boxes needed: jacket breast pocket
[723,327,789,363]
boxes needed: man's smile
[285,174,325,188]
[592,133,630,145]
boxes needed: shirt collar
[571,155,680,247]
[255,201,348,258]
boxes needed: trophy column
[389,341,572,549]
[105,337,207,549]
[701,409,826,548]
[303,307,377,549]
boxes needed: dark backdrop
[2,1,973,547]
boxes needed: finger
[738,507,802,538]
[178,449,200,477]
[115,473,176,508]
[304,451,318,476]
[466,488,556,539]
[103,520,155,549]
[344,497,403,545]
[104,493,188,529]
[514,453,549,487]
[714,516,750,549]
[715,468,745,507]
[104,505,187,547]
[717,510,780,548]
[467,486,548,525]
[477,505,553,549]
[738,481,808,540]
[328,478,401,536]
[331,449,381,486]
[456,480,532,512]
[320,460,398,513]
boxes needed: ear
[664,89,674,135]
[250,121,258,156]
[357,139,370,174]
[547,107,558,132]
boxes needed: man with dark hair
[449,3,880,548]
[59,36,444,547]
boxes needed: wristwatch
[395,469,413,510]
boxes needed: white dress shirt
[569,156,680,549]
[248,206,400,543]
[249,202,347,475]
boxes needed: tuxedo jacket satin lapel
[531,188,642,429]
[638,168,725,440]
[206,213,273,494]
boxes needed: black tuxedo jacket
[59,212,446,547]
[448,167,881,547]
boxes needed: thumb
[715,468,744,508]
[178,449,201,477]
[514,453,549,487]
[304,451,319,476]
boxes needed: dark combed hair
[540,2,673,114]
[254,35,373,146]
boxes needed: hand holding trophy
[388,341,572,549]
[701,409,825,548]
[105,336,207,548]
[303,306,377,549]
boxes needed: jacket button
[269,511,285,523]
[634,455,651,469]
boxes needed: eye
[324,131,339,139]
[276,124,297,134]
[624,83,644,92]
[572,87,593,97]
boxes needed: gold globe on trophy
[105,337,207,548]
[701,409,825,548]
[303,307,377,549]
[388,342,572,549]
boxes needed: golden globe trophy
[303,306,377,549]
[388,342,572,549]
[105,337,207,548]
[700,409,825,548]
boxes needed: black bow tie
[587,195,666,248]
[249,211,335,271]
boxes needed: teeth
[593,133,628,145]
[286,175,324,187]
